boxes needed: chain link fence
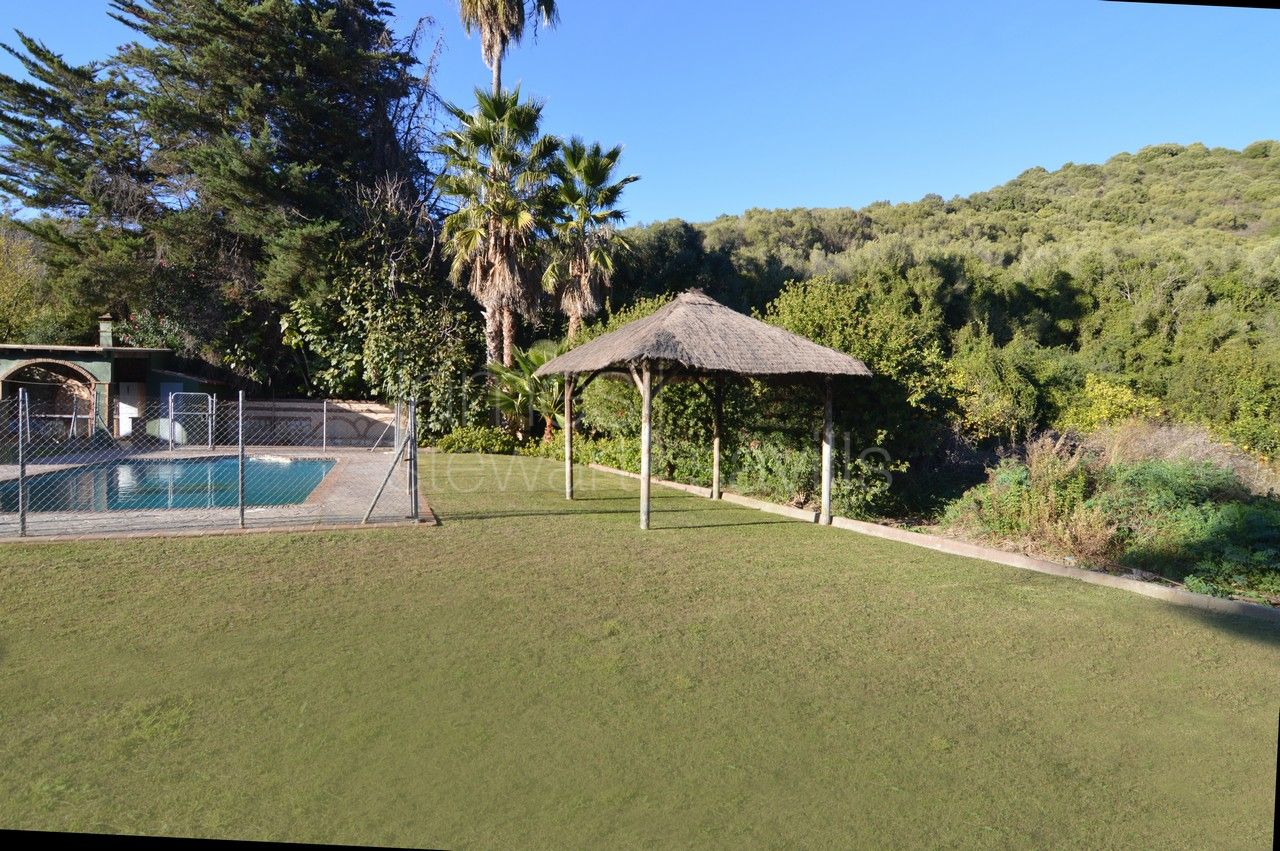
[0,390,423,539]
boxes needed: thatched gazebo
[534,290,872,529]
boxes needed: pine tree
[0,0,458,393]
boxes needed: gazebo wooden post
[820,377,833,525]
[710,376,723,500]
[639,361,653,529]
[564,373,574,500]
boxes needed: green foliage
[950,326,1039,442]
[1056,374,1164,432]
[608,143,1280,469]
[456,0,558,93]
[435,425,518,455]
[761,275,952,456]
[281,181,484,432]
[943,437,1280,604]
[831,453,907,519]
[0,219,64,342]
[542,137,638,337]
[1225,415,1280,460]
[435,87,561,366]
[0,1,441,389]
[655,436,714,486]
[117,309,202,356]
[516,433,641,472]
[732,441,819,507]
[487,341,565,441]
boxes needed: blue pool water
[0,456,335,513]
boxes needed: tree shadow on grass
[438,504,720,523]
[565,493,647,501]
[1169,605,1280,648]
[649,518,795,531]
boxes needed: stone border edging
[586,463,1280,625]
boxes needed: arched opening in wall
[0,361,97,438]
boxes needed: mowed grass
[0,454,1277,848]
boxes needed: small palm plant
[486,340,565,441]
[543,137,638,338]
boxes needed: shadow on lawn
[1171,605,1280,648]
[649,518,794,530]
[437,506,795,532]
[434,492,793,529]
[437,501,715,523]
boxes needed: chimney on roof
[98,313,114,348]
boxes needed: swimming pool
[0,456,336,513]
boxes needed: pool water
[0,456,336,513]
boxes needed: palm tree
[457,0,559,95]
[486,340,565,441]
[436,87,560,366]
[543,138,639,338]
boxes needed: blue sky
[2,1,1278,224]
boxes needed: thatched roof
[535,290,872,378]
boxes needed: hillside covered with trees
[607,142,1280,460]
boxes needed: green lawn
[1,454,1277,848]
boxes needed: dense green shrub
[1089,460,1246,515]
[655,436,714,486]
[585,436,643,472]
[1226,414,1280,460]
[527,425,898,519]
[514,439,561,460]
[732,441,819,506]
[1056,375,1164,433]
[486,342,565,442]
[942,437,1280,604]
[518,434,642,473]
[830,457,898,519]
[434,425,517,455]
[761,275,953,457]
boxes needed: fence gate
[168,392,215,450]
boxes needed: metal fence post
[237,390,245,529]
[207,394,214,449]
[17,388,27,537]
[363,421,411,524]
[406,399,419,521]
[322,399,328,451]
[168,392,175,452]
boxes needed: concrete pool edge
[0,508,438,544]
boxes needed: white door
[158,382,186,444]
[117,382,144,436]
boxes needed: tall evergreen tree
[0,0,456,393]
[0,32,161,338]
